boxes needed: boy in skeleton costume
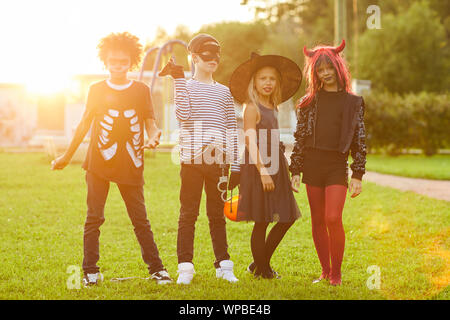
[52,32,172,286]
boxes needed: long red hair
[298,40,352,108]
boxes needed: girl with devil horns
[290,40,367,286]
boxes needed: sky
[0,0,254,87]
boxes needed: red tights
[306,184,347,282]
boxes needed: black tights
[251,221,294,275]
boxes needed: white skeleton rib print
[97,108,143,168]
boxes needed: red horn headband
[303,46,314,58]
[333,39,345,54]
[303,39,346,58]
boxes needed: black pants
[178,163,230,269]
[82,171,164,275]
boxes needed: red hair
[298,40,352,108]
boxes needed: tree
[242,0,335,46]
[242,0,450,93]
[356,1,449,93]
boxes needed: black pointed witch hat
[229,52,302,104]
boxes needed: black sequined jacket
[289,93,367,180]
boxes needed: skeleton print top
[82,80,155,185]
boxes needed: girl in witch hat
[229,53,302,279]
[290,40,367,286]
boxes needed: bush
[364,91,450,155]
[357,1,449,94]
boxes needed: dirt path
[283,146,450,202]
[363,171,450,202]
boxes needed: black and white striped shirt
[174,78,240,172]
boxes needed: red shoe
[330,275,342,286]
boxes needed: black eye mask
[196,43,221,63]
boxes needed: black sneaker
[271,269,281,279]
[150,270,173,285]
[254,268,275,280]
[247,262,256,274]
[247,262,280,279]
[83,272,103,287]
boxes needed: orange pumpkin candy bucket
[223,194,240,221]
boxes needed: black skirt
[236,149,301,223]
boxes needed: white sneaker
[177,262,195,285]
[216,260,239,283]
[83,272,104,287]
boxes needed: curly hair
[97,32,143,69]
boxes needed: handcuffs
[216,142,286,202]
[199,144,233,202]
[217,163,230,202]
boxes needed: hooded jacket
[289,92,367,180]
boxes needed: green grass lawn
[366,154,450,180]
[0,152,448,300]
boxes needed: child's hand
[158,57,184,79]
[260,172,275,192]
[51,154,69,170]
[291,175,300,193]
[228,171,240,190]
[141,130,162,150]
[348,178,362,198]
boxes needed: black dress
[237,103,301,223]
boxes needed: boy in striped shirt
[160,34,240,284]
